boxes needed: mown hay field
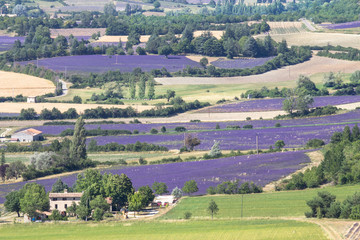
[0,219,327,240]
[0,102,154,113]
[0,71,55,97]
[268,21,308,34]
[261,32,360,49]
[163,184,360,219]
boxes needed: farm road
[300,18,316,31]
[156,56,360,85]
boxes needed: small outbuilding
[11,128,43,142]
[27,96,36,103]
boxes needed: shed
[11,128,43,142]
[27,96,36,103]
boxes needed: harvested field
[50,28,106,38]
[193,30,224,39]
[142,12,166,16]
[0,102,154,114]
[259,32,360,49]
[155,56,360,85]
[96,35,151,43]
[268,21,308,34]
[0,71,55,97]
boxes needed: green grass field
[0,219,326,240]
[162,184,360,219]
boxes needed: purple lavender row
[211,57,275,69]
[18,55,201,73]
[320,21,360,29]
[0,36,25,51]
[32,109,360,136]
[87,123,351,150]
[0,150,311,203]
[197,95,360,113]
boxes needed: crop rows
[211,57,275,69]
[0,151,311,203]
[19,55,201,73]
[321,21,360,29]
[197,95,360,113]
[0,36,25,51]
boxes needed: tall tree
[4,191,21,217]
[20,183,49,218]
[51,178,69,193]
[147,78,155,100]
[70,117,87,164]
[129,77,136,99]
[152,182,168,195]
[207,199,219,219]
[182,180,199,195]
[138,75,147,99]
[128,192,143,217]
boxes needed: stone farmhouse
[11,128,43,142]
[49,189,83,213]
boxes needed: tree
[4,191,21,217]
[352,124,360,141]
[182,180,199,195]
[153,1,161,8]
[20,108,37,120]
[209,141,222,158]
[90,196,109,212]
[49,209,67,221]
[5,161,26,180]
[102,173,134,210]
[30,152,57,170]
[93,207,104,221]
[161,126,166,133]
[138,75,147,99]
[67,202,77,217]
[242,37,258,57]
[20,183,49,218]
[342,126,352,142]
[104,3,117,16]
[282,90,297,115]
[70,117,87,165]
[350,71,360,84]
[147,78,155,100]
[296,95,314,114]
[296,75,318,96]
[152,181,168,195]
[51,178,69,193]
[159,44,173,58]
[274,140,285,150]
[129,77,136,99]
[73,96,82,104]
[171,187,183,199]
[1,151,4,166]
[76,205,90,221]
[138,185,155,207]
[207,199,219,219]
[185,134,201,151]
[128,192,143,217]
[0,151,7,181]
[166,90,176,102]
[200,57,208,68]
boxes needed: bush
[183,211,192,219]
[306,139,325,148]
[243,125,253,129]
[175,126,186,132]
[275,123,281,127]
[226,125,240,129]
[150,128,158,134]
[93,207,104,221]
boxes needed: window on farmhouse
[62,198,67,200]
[53,198,57,201]
[65,204,67,209]
[73,198,75,200]
[55,204,58,209]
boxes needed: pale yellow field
[0,102,155,114]
[268,21,308,34]
[156,56,360,85]
[0,71,55,97]
[50,28,106,38]
[260,32,360,49]
[96,35,151,43]
[142,12,166,16]
[185,55,220,63]
[193,30,224,39]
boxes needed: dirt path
[155,56,360,85]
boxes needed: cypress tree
[70,117,87,164]
[147,78,155,100]
[1,150,5,166]
[352,124,360,141]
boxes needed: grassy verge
[162,184,360,219]
[0,219,327,240]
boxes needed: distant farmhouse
[11,128,43,142]
[27,96,36,103]
[49,190,83,213]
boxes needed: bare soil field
[96,35,151,43]
[259,32,360,49]
[50,28,106,38]
[0,71,55,97]
[0,102,155,114]
[155,56,360,85]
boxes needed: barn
[11,128,43,142]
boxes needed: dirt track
[155,56,360,85]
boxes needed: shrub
[175,126,186,132]
[246,117,251,121]
[184,211,192,219]
[226,125,240,129]
[150,128,158,134]
[306,139,325,148]
[133,130,139,134]
[275,123,281,127]
[93,207,104,221]
[243,125,253,129]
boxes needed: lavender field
[197,95,360,113]
[32,110,360,136]
[320,21,360,29]
[0,36,25,51]
[19,55,201,73]
[211,57,275,69]
[86,123,349,150]
[0,151,311,203]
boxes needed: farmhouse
[49,190,83,213]
[11,128,43,142]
